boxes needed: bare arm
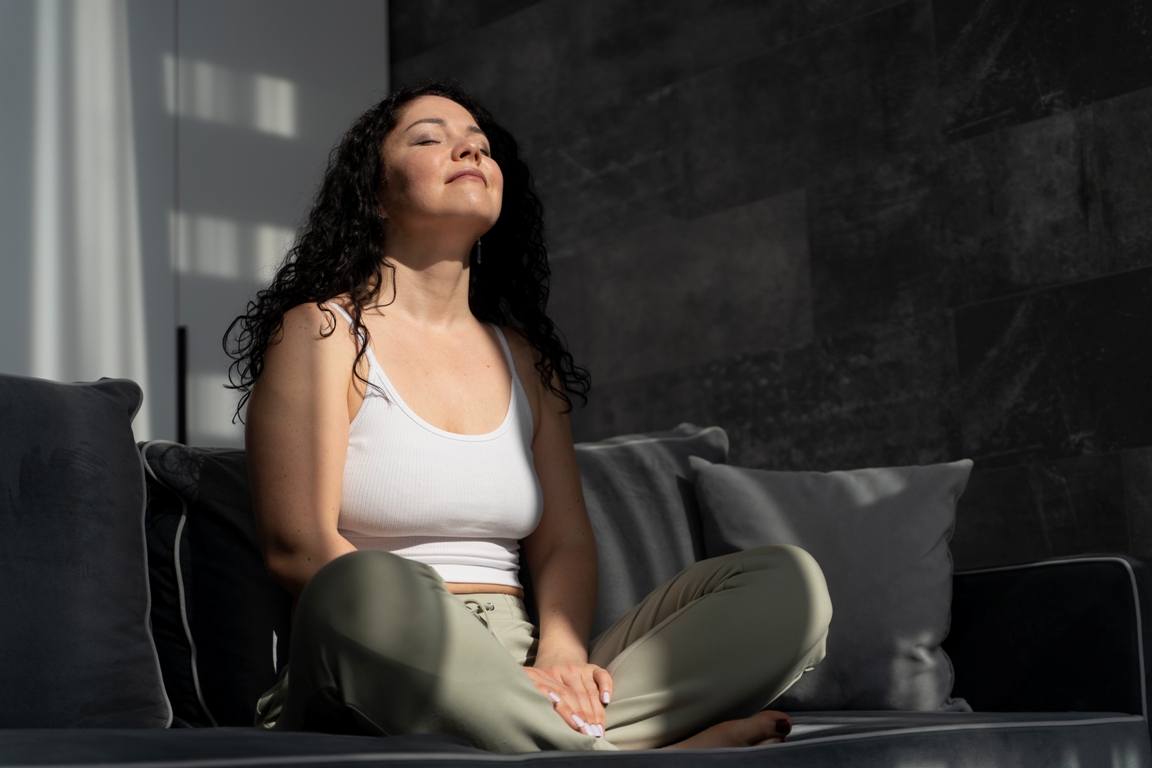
[522,403,599,666]
[514,338,609,737]
[245,302,360,598]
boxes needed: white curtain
[32,0,151,438]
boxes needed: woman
[225,80,831,753]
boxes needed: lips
[448,168,486,185]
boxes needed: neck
[375,222,478,329]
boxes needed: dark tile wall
[390,0,1152,569]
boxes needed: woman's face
[378,95,504,237]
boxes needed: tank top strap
[491,326,534,436]
[490,325,516,373]
[321,302,382,378]
[323,301,358,334]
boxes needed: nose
[454,136,484,164]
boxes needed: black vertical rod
[176,325,188,445]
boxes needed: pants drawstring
[462,599,498,634]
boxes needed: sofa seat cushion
[782,711,1150,768]
[0,729,478,766]
[1,714,1145,767]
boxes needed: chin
[437,205,500,229]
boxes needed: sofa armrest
[943,555,1151,718]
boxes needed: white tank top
[326,304,543,588]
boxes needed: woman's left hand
[524,657,613,738]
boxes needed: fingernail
[583,724,596,737]
[572,714,586,728]
[548,692,561,704]
[601,691,611,704]
[776,719,792,735]
[596,724,605,738]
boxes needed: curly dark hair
[223,79,590,420]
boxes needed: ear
[374,183,389,221]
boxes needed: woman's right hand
[523,663,611,738]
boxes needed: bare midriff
[446,582,525,599]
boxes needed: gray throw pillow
[691,456,973,712]
[570,424,728,638]
[0,375,171,727]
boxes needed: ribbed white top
[327,304,543,588]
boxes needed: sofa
[1,374,1149,768]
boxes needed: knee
[739,544,833,637]
[295,551,444,640]
[288,551,452,685]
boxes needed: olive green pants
[255,545,831,753]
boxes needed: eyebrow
[404,117,487,137]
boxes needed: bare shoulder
[496,326,537,403]
[500,325,538,368]
[259,301,359,384]
[498,325,570,416]
[497,326,539,386]
[273,301,356,349]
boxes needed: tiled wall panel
[392,0,1152,568]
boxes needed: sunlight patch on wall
[188,371,244,446]
[31,0,151,439]
[170,211,293,283]
[164,54,297,138]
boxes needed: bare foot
[663,710,793,749]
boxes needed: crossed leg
[262,544,830,753]
[589,544,832,750]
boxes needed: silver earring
[476,238,483,264]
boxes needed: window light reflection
[164,54,297,138]
[171,211,293,284]
[188,371,243,446]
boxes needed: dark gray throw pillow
[692,456,974,712]
[0,375,171,727]
[572,424,729,638]
[141,442,292,728]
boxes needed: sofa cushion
[0,713,1144,767]
[0,729,477,765]
[0,375,170,728]
[692,457,972,712]
[141,442,292,727]
[572,424,729,638]
[781,711,1151,768]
